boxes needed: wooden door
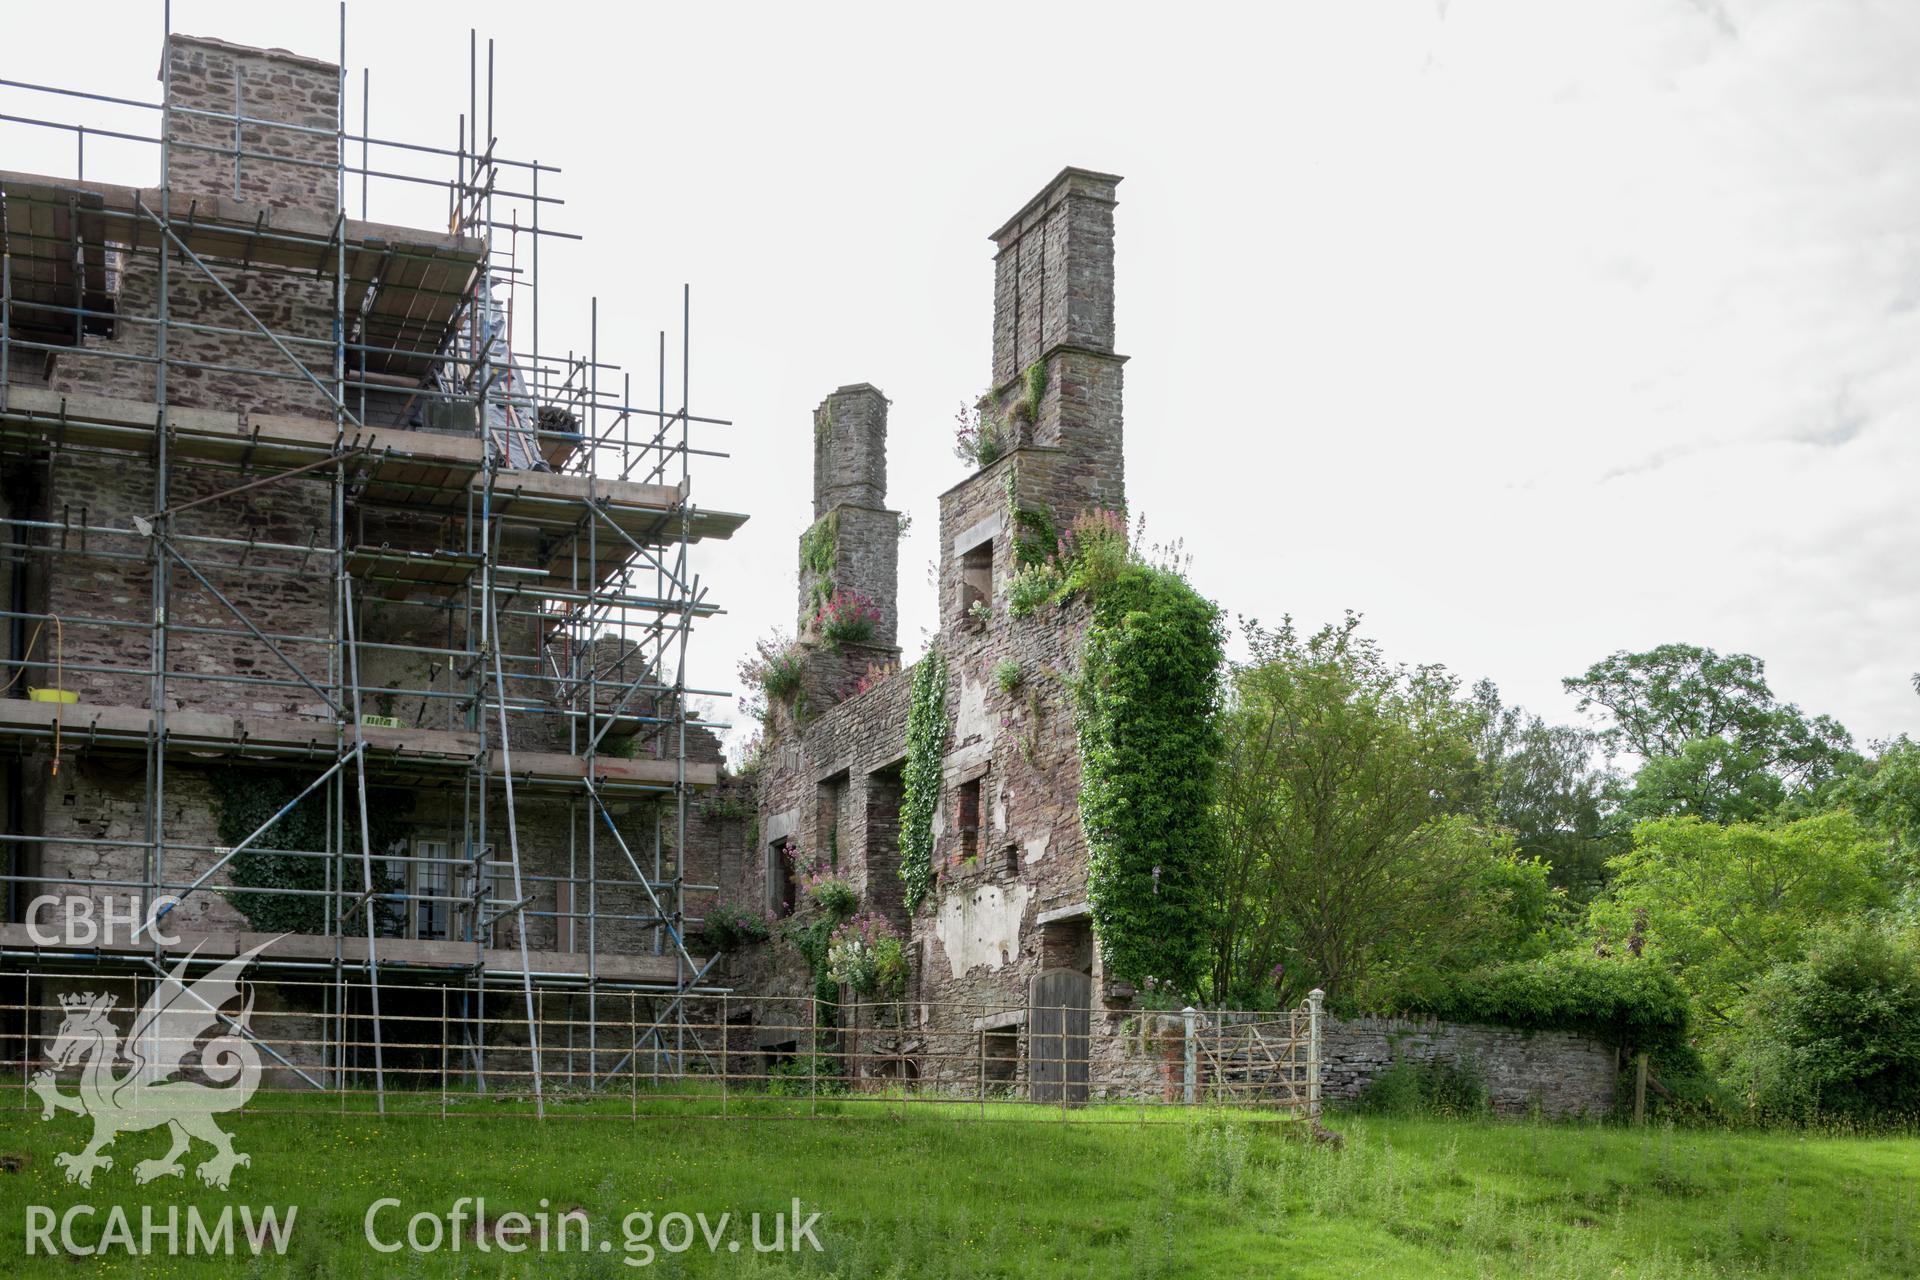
[1028,967,1091,1104]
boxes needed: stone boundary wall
[1321,1014,1618,1118]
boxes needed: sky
[7,0,1918,755]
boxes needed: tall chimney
[987,168,1126,511]
[162,34,341,212]
[799,384,898,649]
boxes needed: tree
[1564,643,1855,824]
[1211,615,1541,1005]
[1589,811,1892,1030]
[1725,920,1920,1122]
[1466,680,1621,896]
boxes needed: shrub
[813,588,881,647]
[1388,950,1692,1058]
[1359,1056,1490,1118]
[1007,563,1065,617]
[992,659,1023,694]
[738,630,806,721]
[952,402,1005,471]
[827,913,910,998]
[1725,920,1920,1123]
[807,876,858,920]
[699,902,773,952]
[1058,509,1130,596]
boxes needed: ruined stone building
[0,28,1627,1119]
[710,168,1138,1096]
[0,19,1166,1099]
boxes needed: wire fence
[0,973,1323,1125]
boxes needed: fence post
[1307,989,1324,1123]
[1634,1051,1648,1127]
[1181,1006,1198,1106]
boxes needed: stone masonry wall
[164,36,342,214]
[1322,1014,1619,1118]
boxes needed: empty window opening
[1040,916,1094,976]
[957,779,982,864]
[767,839,798,918]
[982,1028,1018,1087]
[960,540,994,616]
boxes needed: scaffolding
[0,10,743,1113]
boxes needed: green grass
[0,1095,1916,1277]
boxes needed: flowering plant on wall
[699,901,775,952]
[737,630,806,724]
[789,843,858,919]
[952,401,1006,470]
[814,589,882,648]
[826,913,910,998]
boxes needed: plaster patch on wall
[934,882,1032,978]
[1023,833,1050,866]
[992,776,1009,834]
[954,673,992,745]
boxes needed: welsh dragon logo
[30,940,271,1189]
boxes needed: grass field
[0,1092,1916,1277]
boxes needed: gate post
[1181,1006,1197,1105]
[1307,989,1324,1122]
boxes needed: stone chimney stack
[987,168,1126,511]
[799,384,898,650]
[162,34,341,213]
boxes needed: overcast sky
[9,0,1918,754]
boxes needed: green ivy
[1073,562,1225,992]
[800,511,839,608]
[1385,951,1693,1057]
[1023,359,1048,419]
[213,768,406,937]
[899,646,949,914]
[782,915,843,1009]
[1001,461,1059,571]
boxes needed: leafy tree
[1589,812,1892,1030]
[1725,920,1920,1122]
[1565,643,1855,823]
[1832,736,1920,856]
[1466,680,1621,897]
[1211,615,1540,1005]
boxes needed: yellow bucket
[27,687,77,704]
